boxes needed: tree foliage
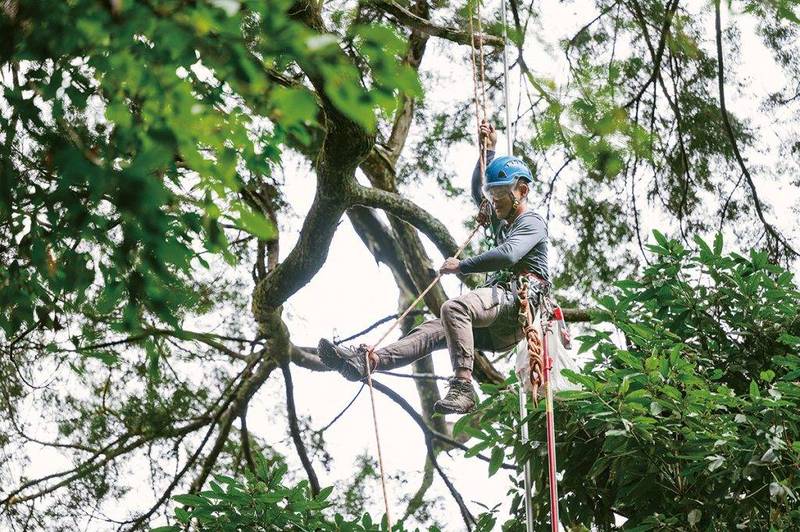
[460,235,800,530]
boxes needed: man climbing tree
[318,120,550,414]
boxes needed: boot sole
[433,401,476,415]
[317,339,365,382]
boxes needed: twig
[622,0,679,109]
[240,407,256,474]
[377,371,449,381]
[316,383,366,433]
[335,310,426,345]
[565,1,621,51]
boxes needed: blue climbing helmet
[482,156,534,196]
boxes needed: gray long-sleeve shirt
[459,150,550,282]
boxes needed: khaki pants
[375,287,522,372]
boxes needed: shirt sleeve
[459,213,547,274]
[470,150,496,206]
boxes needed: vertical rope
[475,0,488,116]
[541,321,561,532]
[467,0,487,177]
[357,1,503,525]
[501,0,514,155]
[518,388,535,532]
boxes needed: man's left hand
[439,258,461,275]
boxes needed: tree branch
[335,309,427,345]
[623,0,679,109]
[714,0,796,257]
[374,0,503,48]
[352,185,459,259]
[280,361,321,496]
[370,380,477,530]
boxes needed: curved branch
[369,380,515,468]
[369,380,477,529]
[352,185,459,259]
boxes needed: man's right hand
[479,120,497,151]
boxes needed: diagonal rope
[362,220,484,531]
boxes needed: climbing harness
[516,274,546,404]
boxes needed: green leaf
[488,446,504,476]
[562,369,596,390]
[464,440,491,458]
[174,507,191,523]
[172,494,207,506]
[316,485,334,501]
[615,350,642,369]
[749,380,761,400]
[614,279,643,290]
[713,233,724,255]
[271,86,318,127]
[778,333,800,346]
[452,413,472,437]
[232,202,276,240]
[652,229,669,248]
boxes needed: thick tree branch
[374,0,503,48]
[352,185,459,259]
[253,0,376,319]
[348,206,418,296]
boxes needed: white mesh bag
[514,309,581,398]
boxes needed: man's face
[485,182,527,219]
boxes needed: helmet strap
[507,190,519,220]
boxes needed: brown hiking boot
[317,339,377,382]
[433,377,477,414]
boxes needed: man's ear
[517,181,530,199]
